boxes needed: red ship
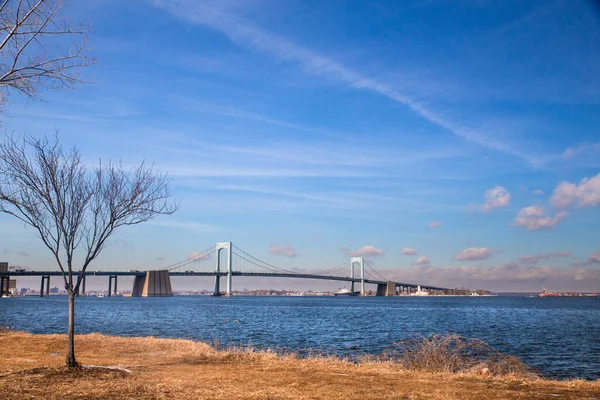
[538,288,598,297]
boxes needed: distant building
[20,288,29,295]
[49,286,59,294]
[0,262,7,272]
[8,280,17,295]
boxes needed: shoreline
[1,330,599,399]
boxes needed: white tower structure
[350,257,365,295]
[216,242,233,296]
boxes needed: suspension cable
[314,259,351,275]
[166,245,217,271]
[232,250,297,274]
[231,244,297,274]
[364,260,388,282]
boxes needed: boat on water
[333,288,359,296]
[538,288,598,297]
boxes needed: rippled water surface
[1,295,599,380]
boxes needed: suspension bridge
[0,242,446,297]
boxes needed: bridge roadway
[0,270,446,291]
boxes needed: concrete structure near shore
[376,281,397,296]
[132,270,173,297]
[0,262,16,296]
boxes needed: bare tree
[0,0,95,109]
[0,134,178,368]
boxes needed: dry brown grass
[0,330,599,400]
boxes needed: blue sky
[1,0,600,292]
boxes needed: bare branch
[0,0,96,110]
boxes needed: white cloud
[402,247,418,255]
[454,247,494,261]
[346,245,384,257]
[412,256,431,265]
[571,251,600,267]
[519,251,571,265]
[269,243,296,258]
[429,221,443,228]
[550,173,600,210]
[480,186,511,213]
[513,206,569,230]
[532,189,544,195]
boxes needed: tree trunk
[66,291,78,368]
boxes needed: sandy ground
[1,331,599,400]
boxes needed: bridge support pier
[0,275,10,297]
[76,273,87,297]
[131,271,173,297]
[108,275,118,297]
[386,281,396,296]
[376,281,396,296]
[40,275,50,297]
[213,275,221,296]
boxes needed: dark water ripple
[1,295,599,380]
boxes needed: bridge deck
[0,270,446,291]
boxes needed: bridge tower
[214,242,233,296]
[350,257,365,295]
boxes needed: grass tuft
[0,325,14,334]
[381,334,537,377]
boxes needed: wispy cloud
[481,0,563,40]
[165,165,377,179]
[563,142,600,159]
[153,0,543,166]
[209,143,463,168]
[519,251,571,265]
[429,221,443,228]
[147,219,222,233]
[189,102,315,133]
[571,251,600,267]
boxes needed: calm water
[1,295,599,380]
